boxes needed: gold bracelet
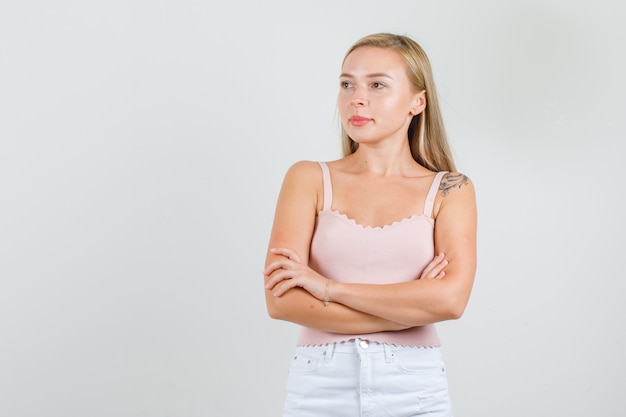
[323,279,331,306]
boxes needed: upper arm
[265,160,321,272]
[433,173,477,314]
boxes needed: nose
[351,97,368,107]
[349,83,369,107]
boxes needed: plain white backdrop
[1,1,625,416]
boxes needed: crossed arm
[263,161,477,332]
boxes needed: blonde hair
[340,33,456,172]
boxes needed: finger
[270,247,302,263]
[270,247,299,262]
[423,253,445,271]
[420,259,441,279]
[431,252,445,263]
[421,257,448,279]
[263,258,296,276]
[420,263,437,278]
[425,260,448,279]
[264,269,295,290]
[272,277,301,297]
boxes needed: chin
[350,134,381,145]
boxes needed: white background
[1,1,625,416]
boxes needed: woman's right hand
[264,247,330,301]
[419,253,448,280]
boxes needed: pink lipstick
[349,116,372,127]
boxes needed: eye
[340,80,353,89]
[371,82,385,89]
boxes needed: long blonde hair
[340,33,456,172]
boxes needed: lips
[349,115,372,127]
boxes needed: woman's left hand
[264,247,330,300]
[419,253,449,280]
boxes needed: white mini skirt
[283,338,453,417]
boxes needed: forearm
[330,277,470,327]
[266,287,411,334]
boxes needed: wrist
[323,279,332,306]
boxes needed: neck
[349,139,419,176]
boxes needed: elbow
[446,304,465,320]
[265,297,283,320]
[265,287,312,321]
[266,304,284,320]
[265,291,292,321]
[441,291,469,321]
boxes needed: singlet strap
[317,162,333,211]
[424,171,448,218]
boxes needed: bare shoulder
[283,160,323,184]
[285,159,321,173]
[279,160,325,209]
[433,172,476,219]
[439,172,474,198]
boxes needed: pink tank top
[297,162,448,347]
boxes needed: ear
[410,90,427,116]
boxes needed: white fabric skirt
[283,338,453,417]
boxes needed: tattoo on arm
[440,173,469,197]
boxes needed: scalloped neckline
[319,209,433,230]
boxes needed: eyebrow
[339,72,393,79]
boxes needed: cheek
[380,97,413,118]
[384,94,409,108]
[337,91,350,105]
[337,98,352,117]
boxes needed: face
[338,46,425,146]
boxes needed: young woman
[264,33,477,417]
